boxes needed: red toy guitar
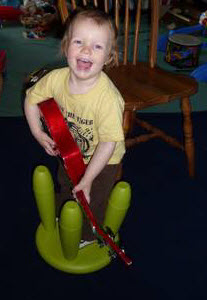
[38,98,132,267]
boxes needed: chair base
[35,220,112,274]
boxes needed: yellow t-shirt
[26,67,125,164]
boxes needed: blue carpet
[0,16,207,300]
[0,112,207,299]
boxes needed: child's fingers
[73,185,90,203]
[43,139,57,156]
[43,132,56,147]
[44,143,56,156]
[45,148,56,156]
[40,132,59,156]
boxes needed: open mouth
[77,58,93,71]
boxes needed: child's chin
[76,69,93,78]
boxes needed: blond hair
[61,8,117,67]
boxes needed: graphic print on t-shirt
[67,121,92,161]
[60,106,93,162]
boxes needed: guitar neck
[76,190,132,266]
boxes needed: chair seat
[106,62,198,111]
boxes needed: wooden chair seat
[106,62,197,110]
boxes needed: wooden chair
[57,0,69,24]
[60,0,198,177]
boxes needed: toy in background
[158,9,207,82]
[199,10,207,34]
[165,33,201,68]
[0,1,22,27]
[20,0,57,39]
[190,9,207,82]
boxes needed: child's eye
[94,44,103,50]
[74,40,82,45]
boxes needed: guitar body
[38,98,132,267]
[38,98,86,186]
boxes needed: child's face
[66,18,112,83]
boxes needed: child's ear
[104,52,114,66]
[105,56,112,66]
[104,51,117,67]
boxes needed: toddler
[24,8,125,246]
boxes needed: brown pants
[56,162,120,241]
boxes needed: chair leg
[123,110,135,137]
[181,96,195,177]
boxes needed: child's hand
[72,142,116,204]
[73,178,92,204]
[35,130,59,156]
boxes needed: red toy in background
[0,6,22,21]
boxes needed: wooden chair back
[58,0,69,24]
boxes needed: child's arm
[73,141,116,203]
[24,98,58,156]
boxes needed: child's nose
[81,45,92,55]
